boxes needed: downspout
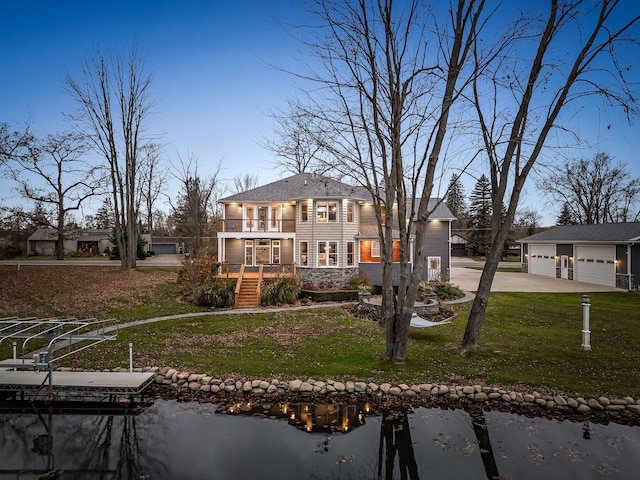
[628,242,635,291]
[448,218,452,282]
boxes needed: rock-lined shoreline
[68,365,640,425]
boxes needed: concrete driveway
[450,257,621,293]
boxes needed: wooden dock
[0,370,155,396]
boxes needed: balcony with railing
[217,218,296,234]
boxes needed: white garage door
[575,245,616,286]
[529,244,556,277]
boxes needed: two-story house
[217,172,454,293]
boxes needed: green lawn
[54,291,639,399]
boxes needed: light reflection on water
[0,399,639,479]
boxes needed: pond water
[0,399,639,479]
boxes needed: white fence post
[582,294,591,351]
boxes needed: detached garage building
[518,223,640,290]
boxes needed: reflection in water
[378,408,419,480]
[0,401,158,479]
[218,400,372,434]
[468,409,500,480]
[1,400,638,479]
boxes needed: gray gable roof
[415,198,456,220]
[518,222,640,243]
[28,228,111,242]
[220,173,456,221]
[220,173,370,203]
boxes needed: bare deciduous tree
[170,153,222,258]
[230,172,259,195]
[513,207,542,236]
[0,122,32,166]
[539,152,640,224]
[138,142,167,233]
[66,44,158,269]
[260,107,329,175]
[297,0,486,363]
[462,0,640,349]
[7,132,104,260]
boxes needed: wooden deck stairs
[234,265,263,308]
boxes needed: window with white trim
[346,201,355,222]
[300,241,308,266]
[316,201,338,223]
[371,240,380,258]
[318,241,338,266]
[346,241,354,266]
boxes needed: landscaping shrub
[0,245,21,259]
[177,255,221,300]
[417,281,463,301]
[347,272,373,292]
[195,278,235,308]
[261,276,301,306]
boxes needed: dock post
[129,343,133,372]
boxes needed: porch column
[218,237,224,262]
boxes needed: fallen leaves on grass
[0,265,178,319]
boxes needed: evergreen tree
[445,174,467,229]
[95,198,114,230]
[556,202,576,225]
[467,174,493,256]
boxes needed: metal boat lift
[0,316,154,401]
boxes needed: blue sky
[1,0,639,226]
[1,0,299,209]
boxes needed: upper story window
[346,201,355,222]
[244,204,281,232]
[245,206,255,230]
[317,201,338,223]
[301,201,309,223]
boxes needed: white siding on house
[529,244,556,277]
[574,245,616,286]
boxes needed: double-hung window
[346,201,354,223]
[300,241,308,266]
[371,240,380,258]
[346,241,355,266]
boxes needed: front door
[561,255,569,279]
[256,239,271,264]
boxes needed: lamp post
[582,294,591,351]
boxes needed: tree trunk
[55,201,65,260]
[461,224,511,349]
[56,226,65,261]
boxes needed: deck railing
[218,263,295,278]
[217,218,296,233]
[234,264,246,297]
